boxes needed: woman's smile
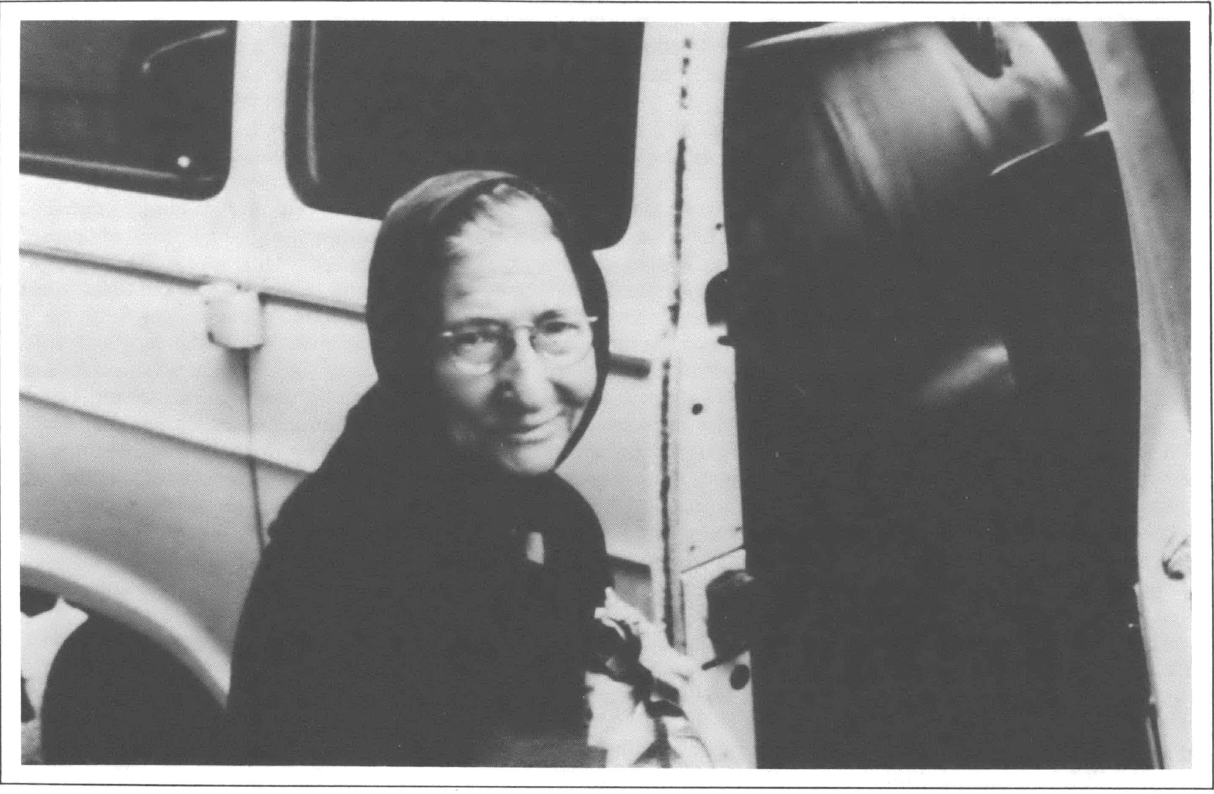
[500,415,562,445]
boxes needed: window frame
[283,21,319,208]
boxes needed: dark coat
[225,172,611,765]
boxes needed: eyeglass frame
[437,315,600,375]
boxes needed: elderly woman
[225,171,612,765]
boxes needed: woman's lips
[499,415,562,445]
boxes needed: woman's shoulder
[545,473,599,517]
[538,474,608,577]
[528,474,602,542]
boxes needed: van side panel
[20,251,261,659]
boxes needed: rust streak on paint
[671,135,686,330]
[659,357,675,642]
[673,137,686,267]
[660,36,695,644]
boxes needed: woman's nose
[498,330,551,408]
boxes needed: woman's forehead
[440,232,584,314]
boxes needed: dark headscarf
[226,172,611,765]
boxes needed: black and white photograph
[2,2,1208,784]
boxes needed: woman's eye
[451,328,498,349]
[538,320,579,337]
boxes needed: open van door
[720,21,1184,767]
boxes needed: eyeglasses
[438,316,598,375]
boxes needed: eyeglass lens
[444,318,594,372]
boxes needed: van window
[20,21,235,198]
[288,22,643,249]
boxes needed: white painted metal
[1079,21,1193,769]
[20,403,259,694]
[200,283,265,350]
[657,23,756,765]
[19,240,262,664]
[219,22,375,309]
[20,256,249,449]
[669,24,744,575]
[22,535,235,703]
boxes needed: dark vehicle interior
[723,21,1187,767]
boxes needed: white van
[19,19,753,764]
[18,19,1192,768]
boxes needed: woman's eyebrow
[444,316,502,327]
[443,308,583,327]
[535,308,584,321]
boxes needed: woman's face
[435,224,598,475]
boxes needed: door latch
[199,282,264,350]
[702,569,779,669]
